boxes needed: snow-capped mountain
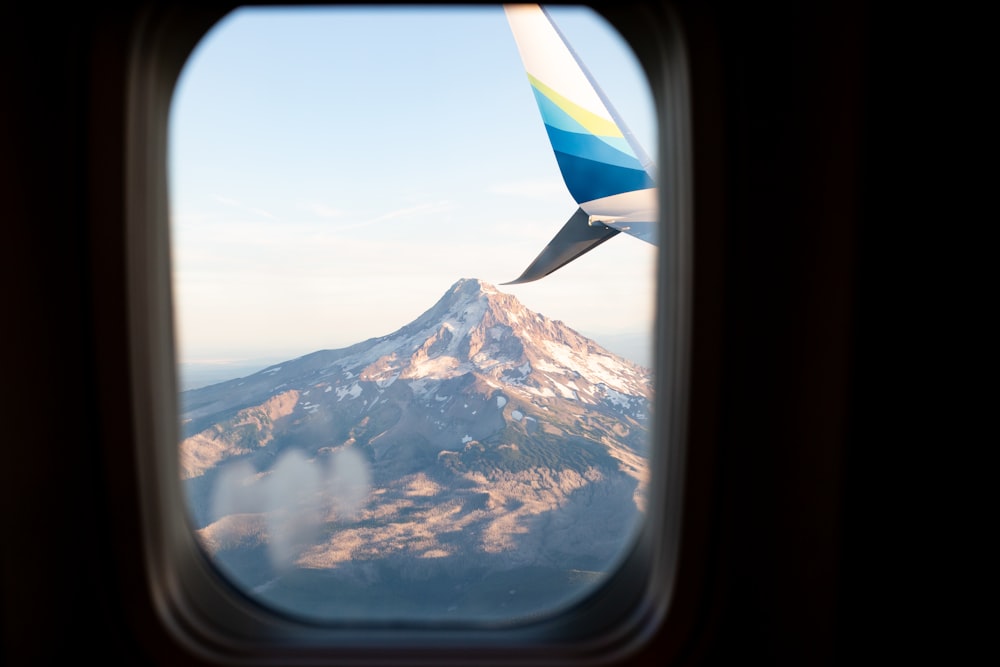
[179,278,653,622]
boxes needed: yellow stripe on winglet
[527,73,622,138]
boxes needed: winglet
[503,208,620,285]
[501,4,657,283]
[503,4,655,206]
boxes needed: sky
[169,4,658,383]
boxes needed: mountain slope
[179,278,653,622]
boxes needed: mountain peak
[411,278,521,333]
[181,277,651,436]
[439,278,505,310]
[448,277,499,297]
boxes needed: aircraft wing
[502,4,657,285]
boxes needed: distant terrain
[180,278,652,623]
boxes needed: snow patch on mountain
[336,382,362,401]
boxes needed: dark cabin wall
[2,4,128,663]
[2,1,936,664]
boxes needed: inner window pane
[170,4,657,624]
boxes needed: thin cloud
[369,200,455,223]
[488,181,566,198]
[213,195,280,221]
[302,202,347,218]
[335,200,456,230]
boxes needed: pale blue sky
[169,4,658,378]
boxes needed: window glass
[170,4,657,624]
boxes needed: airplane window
[169,4,659,625]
